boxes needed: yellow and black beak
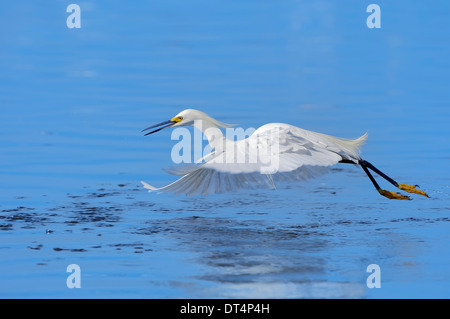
[142,117,182,136]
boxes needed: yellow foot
[398,184,429,198]
[378,189,411,200]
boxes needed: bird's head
[142,109,234,136]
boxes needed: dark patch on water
[0,178,448,298]
[65,205,121,226]
[0,207,48,230]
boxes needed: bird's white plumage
[141,110,368,196]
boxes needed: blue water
[0,1,449,298]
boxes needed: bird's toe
[398,184,429,198]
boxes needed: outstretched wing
[141,124,366,195]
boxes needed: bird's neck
[192,119,225,149]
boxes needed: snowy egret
[141,109,429,200]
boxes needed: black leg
[360,162,381,191]
[339,158,429,199]
[339,159,355,164]
[360,159,429,197]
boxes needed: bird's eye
[178,117,183,121]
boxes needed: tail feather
[318,131,368,161]
[344,131,368,159]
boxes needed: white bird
[141,109,429,200]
